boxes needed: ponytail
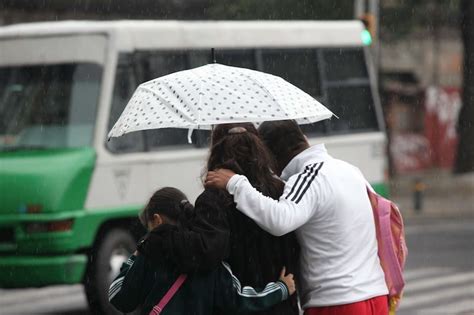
[177,199,194,227]
[141,187,194,228]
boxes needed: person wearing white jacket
[206,120,389,315]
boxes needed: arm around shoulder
[215,262,291,313]
[227,174,318,236]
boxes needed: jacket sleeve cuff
[226,174,248,195]
[276,280,289,301]
[125,255,137,266]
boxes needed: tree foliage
[0,0,354,20]
[206,0,353,20]
[380,0,460,40]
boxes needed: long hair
[207,123,283,197]
[207,123,299,315]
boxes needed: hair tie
[228,127,247,134]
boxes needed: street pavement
[0,217,473,315]
[397,217,474,315]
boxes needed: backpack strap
[149,274,187,315]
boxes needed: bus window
[260,48,326,136]
[323,49,368,81]
[136,51,210,150]
[321,48,379,133]
[188,50,211,68]
[260,49,322,98]
[107,55,145,153]
[141,51,188,80]
[215,50,256,69]
[326,85,378,132]
[0,63,101,150]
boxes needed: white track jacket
[227,144,388,308]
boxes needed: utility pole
[368,0,380,69]
[354,0,365,18]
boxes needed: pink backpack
[367,188,408,314]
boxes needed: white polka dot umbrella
[108,63,334,141]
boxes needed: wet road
[398,217,474,315]
[1,217,473,315]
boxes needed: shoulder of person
[197,187,233,205]
[283,162,327,201]
[136,224,178,257]
[332,158,365,176]
[287,162,326,182]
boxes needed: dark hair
[207,123,300,309]
[207,123,283,197]
[140,187,193,228]
[210,122,259,146]
[258,120,309,175]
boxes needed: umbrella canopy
[108,63,334,140]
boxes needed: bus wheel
[84,228,136,315]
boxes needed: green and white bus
[0,20,387,314]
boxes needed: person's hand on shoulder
[205,169,236,190]
[279,267,296,296]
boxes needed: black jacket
[109,254,290,315]
[138,188,300,315]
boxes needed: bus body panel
[0,34,107,66]
[0,148,95,215]
[0,20,366,51]
[0,206,139,254]
[0,206,140,287]
[0,254,87,288]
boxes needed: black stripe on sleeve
[291,164,318,201]
[294,162,324,204]
[284,164,311,200]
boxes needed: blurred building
[379,1,462,175]
[0,0,206,25]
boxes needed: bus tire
[84,228,137,315]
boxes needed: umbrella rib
[238,70,295,117]
[241,71,277,103]
[242,70,336,121]
[139,84,196,125]
[189,68,204,127]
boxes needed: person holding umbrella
[205,120,389,315]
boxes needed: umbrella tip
[211,48,216,64]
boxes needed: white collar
[281,143,329,181]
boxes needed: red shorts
[304,295,389,315]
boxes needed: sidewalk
[389,170,474,220]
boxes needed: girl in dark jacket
[110,187,295,315]
[138,123,300,315]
